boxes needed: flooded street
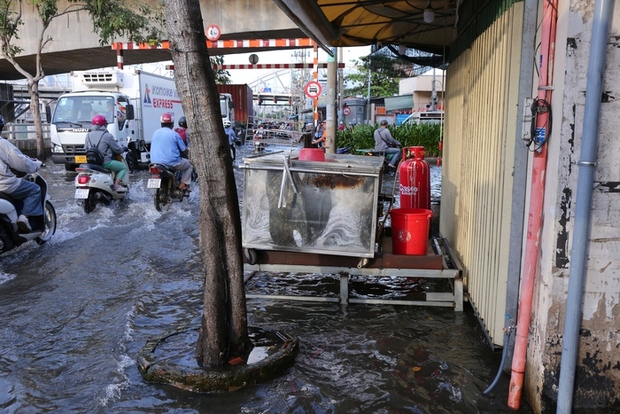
[0,146,531,413]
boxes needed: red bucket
[389,208,432,255]
[299,148,325,161]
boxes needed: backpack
[86,131,106,165]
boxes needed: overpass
[0,0,460,82]
[0,0,307,81]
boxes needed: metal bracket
[521,97,534,144]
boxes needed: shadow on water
[0,147,534,413]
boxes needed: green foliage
[211,55,231,85]
[343,55,409,98]
[0,0,23,57]
[33,0,58,22]
[336,122,442,157]
[86,0,163,45]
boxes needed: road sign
[206,25,221,41]
[343,106,351,116]
[304,81,322,99]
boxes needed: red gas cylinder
[399,146,431,210]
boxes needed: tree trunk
[28,81,46,160]
[164,0,251,367]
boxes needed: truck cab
[50,68,183,172]
[50,91,134,170]
[220,93,234,126]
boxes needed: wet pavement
[0,144,533,413]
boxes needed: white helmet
[223,120,231,128]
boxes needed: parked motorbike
[0,170,57,254]
[74,156,129,213]
[147,163,190,211]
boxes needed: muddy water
[0,145,532,413]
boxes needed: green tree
[211,55,231,84]
[343,55,409,98]
[0,0,162,159]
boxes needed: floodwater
[0,144,532,413]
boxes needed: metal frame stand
[244,237,463,311]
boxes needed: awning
[384,94,414,111]
[271,0,459,55]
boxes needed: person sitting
[104,101,115,125]
[150,113,193,191]
[373,120,402,170]
[174,116,189,146]
[86,115,128,191]
[0,115,43,233]
[78,103,94,122]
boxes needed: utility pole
[326,47,337,153]
[366,68,371,124]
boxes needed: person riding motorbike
[174,116,189,146]
[85,115,128,191]
[0,115,43,233]
[150,113,193,191]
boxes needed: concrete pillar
[326,47,337,153]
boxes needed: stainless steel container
[240,151,384,258]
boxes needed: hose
[483,325,514,395]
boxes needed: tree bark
[29,82,45,160]
[164,0,250,367]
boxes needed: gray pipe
[556,0,615,412]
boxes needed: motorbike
[74,155,130,213]
[147,163,191,211]
[0,170,57,254]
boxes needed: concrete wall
[12,0,296,57]
[526,0,620,411]
[399,70,446,110]
[443,1,620,410]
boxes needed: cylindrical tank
[399,146,431,210]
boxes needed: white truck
[50,69,184,171]
[403,111,444,125]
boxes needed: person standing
[224,120,238,160]
[312,121,327,148]
[0,115,43,232]
[373,120,402,170]
[150,113,193,191]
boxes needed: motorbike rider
[223,120,238,160]
[86,115,128,192]
[174,116,189,146]
[0,115,43,233]
[150,113,193,191]
[373,119,402,171]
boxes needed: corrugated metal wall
[442,3,524,346]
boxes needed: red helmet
[160,113,174,124]
[92,115,107,126]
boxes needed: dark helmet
[0,115,4,127]
[161,112,174,124]
[92,114,107,126]
[178,116,187,128]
